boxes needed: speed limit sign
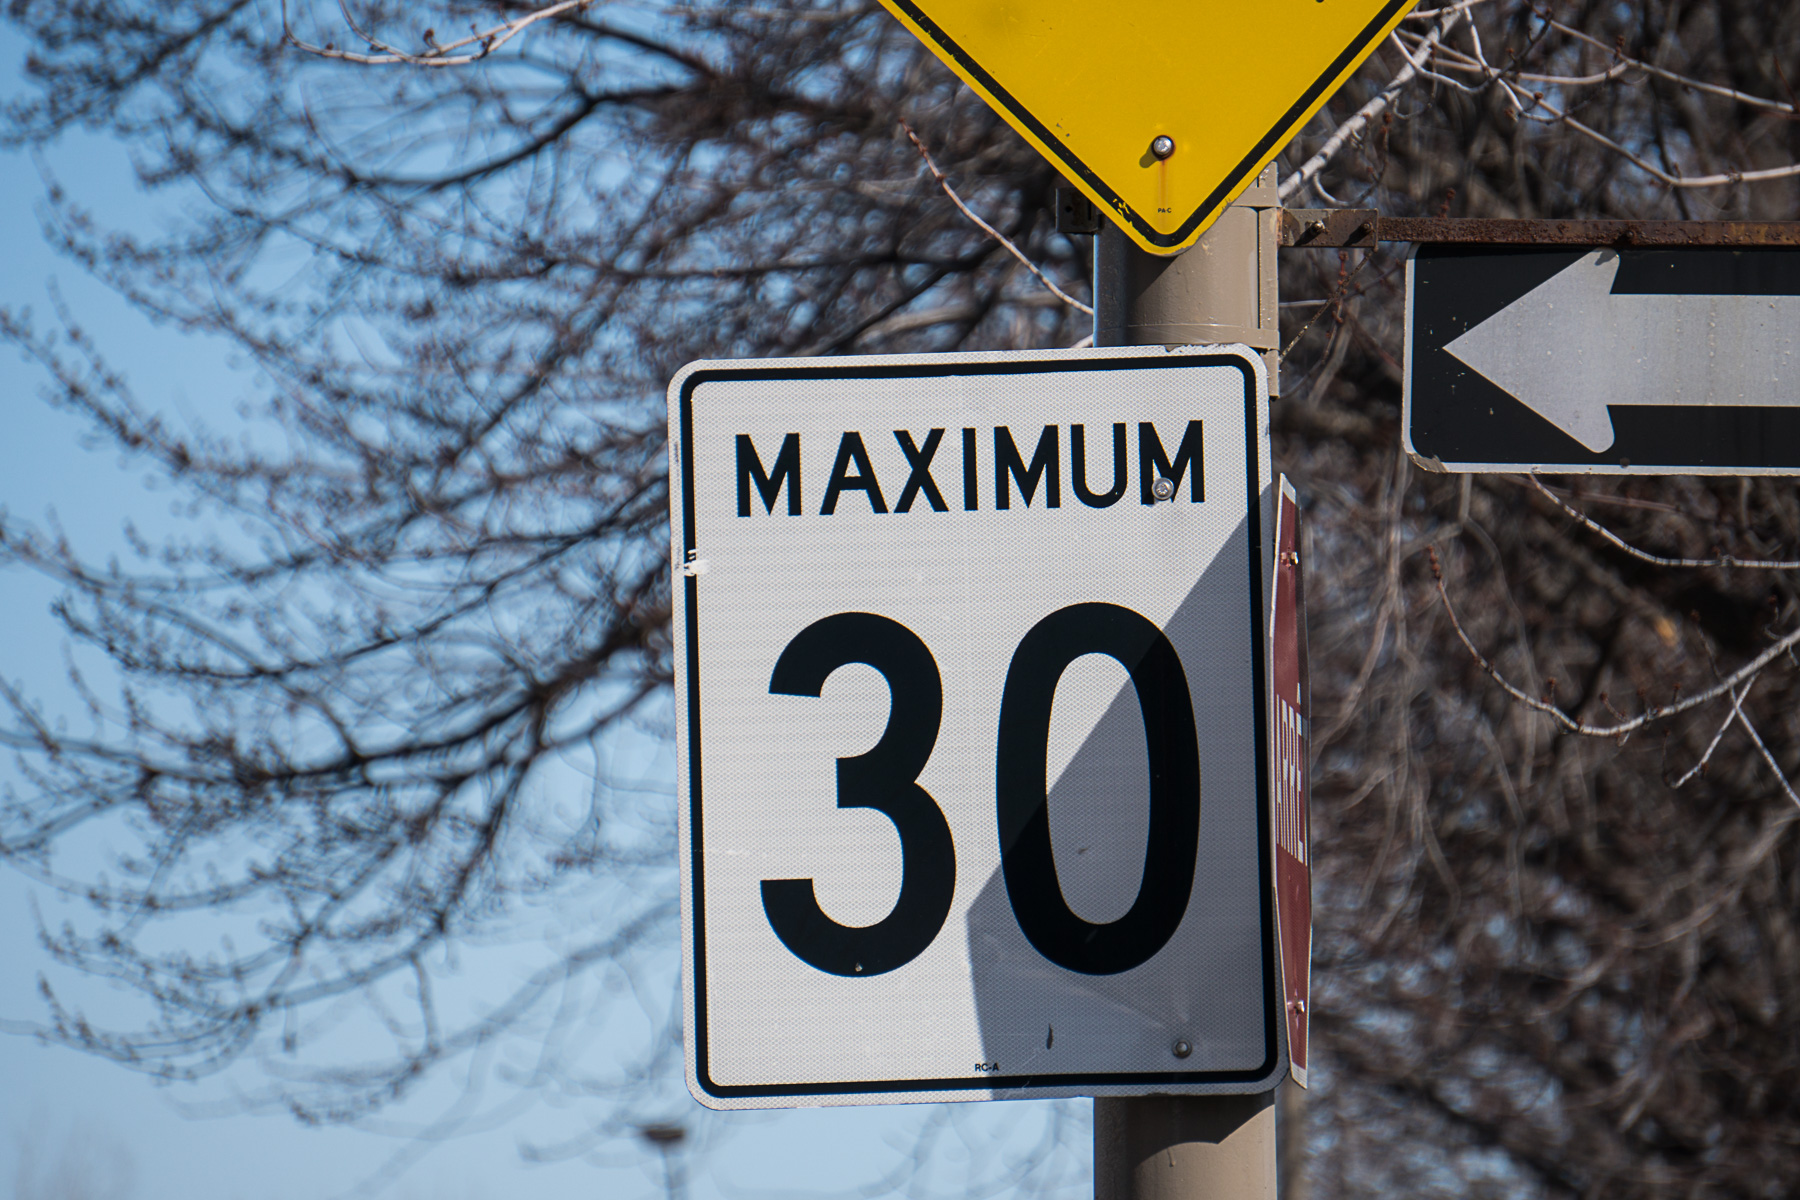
[669,345,1287,1108]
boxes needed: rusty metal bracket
[1278,208,1379,248]
[1278,212,1800,248]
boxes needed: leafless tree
[1274,5,1800,1196]
[4,0,1800,1196]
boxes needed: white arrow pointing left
[1443,250,1800,453]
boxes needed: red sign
[1270,477,1311,1086]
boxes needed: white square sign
[670,345,1283,1108]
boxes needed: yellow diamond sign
[880,0,1421,254]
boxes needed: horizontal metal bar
[1278,213,1800,248]
[1383,217,1800,246]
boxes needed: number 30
[759,604,1201,978]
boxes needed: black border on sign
[882,0,1416,249]
[677,353,1275,1100]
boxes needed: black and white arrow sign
[1404,245,1800,474]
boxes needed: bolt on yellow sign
[880,0,1422,255]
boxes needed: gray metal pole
[1090,164,1282,1200]
[1094,1092,1277,1200]
[1093,165,1280,393]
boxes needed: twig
[1280,9,1466,203]
[1280,251,1376,360]
[282,0,593,66]
[1670,682,1751,787]
[1735,699,1800,808]
[1541,103,1800,186]
[1527,476,1800,569]
[1542,16,1798,116]
[1391,13,1800,189]
[1427,545,1800,737]
[901,123,1093,317]
[1403,0,1496,20]
[1404,34,1633,89]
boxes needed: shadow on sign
[965,512,1271,1090]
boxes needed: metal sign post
[1091,175,1285,1200]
